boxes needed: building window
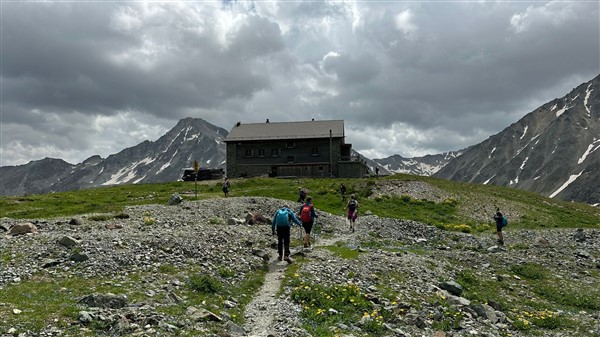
[287,156,294,163]
[318,166,324,171]
[271,149,279,157]
[245,149,253,157]
[286,141,295,148]
[258,149,265,157]
[311,147,319,156]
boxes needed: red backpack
[300,204,313,222]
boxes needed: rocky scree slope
[1,192,599,336]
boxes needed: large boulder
[79,293,128,309]
[8,222,38,236]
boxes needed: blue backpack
[275,209,290,226]
[502,216,508,227]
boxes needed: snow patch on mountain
[550,170,584,198]
[584,84,593,116]
[578,138,600,164]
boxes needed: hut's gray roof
[224,120,344,141]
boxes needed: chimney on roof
[266,119,270,123]
[235,121,241,127]
[312,118,314,121]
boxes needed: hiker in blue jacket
[272,205,301,263]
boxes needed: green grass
[2,175,598,232]
[510,263,549,280]
[323,242,360,259]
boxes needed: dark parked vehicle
[181,168,225,181]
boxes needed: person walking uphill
[493,208,505,245]
[297,188,306,203]
[272,205,302,264]
[299,197,318,248]
[339,183,347,202]
[347,194,359,233]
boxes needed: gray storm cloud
[1,1,598,166]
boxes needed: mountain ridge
[434,74,600,205]
[0,118,228,196]
[2,74,599,205]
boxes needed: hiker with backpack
[298,188,306,203]
[222,178,230,197]
[298,196,318,248]
[346,194,359,233]
[493,207,505,245]
[272,205,302,264]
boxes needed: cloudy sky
[1,0,599,167]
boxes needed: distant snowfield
[578,138,600,164]
[550,170,584,198]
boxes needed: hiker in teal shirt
[272,205,301,264]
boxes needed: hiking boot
[303,244,309,248]
[284,256,293,264]
[498,240,504,246]
[277,256,283,261]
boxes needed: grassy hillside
[2,175,600,337]
[1,174,599,231]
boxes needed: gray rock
[78,311,94,324]
[487,246,505,253]
[223,300,237,309]
[225,320,246,334]
[576,250,591,259]
[251,249,270,261]
[446,294,471,306]
[69,218,83,226]
[534,236,550,247]
[70,253,89,263]
[439,280,463,296]
[471,303,498,323]
[58,236,80,248]
[228,218,244,226]
[574,228,586,242]
[8,222,38,235]
[79,293,128,309]
[167,193,183,205]
[187,307,222,322]
[42,259,62,268]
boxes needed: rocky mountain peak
[0,118,228,196]
[435,74,600,205]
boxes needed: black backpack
[348,199,357,211]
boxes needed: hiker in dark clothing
[272,205,301,264]
[493,208,504,245]
[298,196,318,248]
[339,183,347,202]
[297,188,306,203]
